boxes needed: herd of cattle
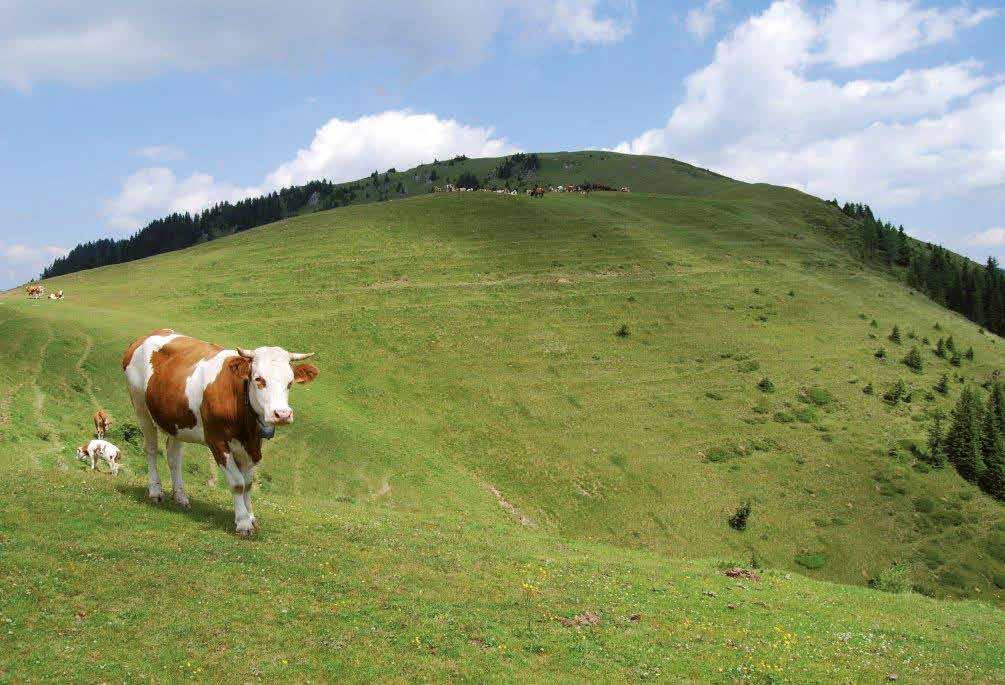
[65,329,318,537]
[434,184,631,195]
[25,284,63,300]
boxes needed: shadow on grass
[114,483,239,535]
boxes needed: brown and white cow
[26,284,44,299]
[93,409,111,438]
[122,329,319,536]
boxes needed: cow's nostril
[274,409,293,421]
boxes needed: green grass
[2,168,1004,680]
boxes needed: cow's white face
[238,346,318,425]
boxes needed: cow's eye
[255,376,267,389]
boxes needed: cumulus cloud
[968,227,1005,247]
[0,1,634,90]
[104,110,518,232]
[819,0,998,68]
[615,0,1001,208]
[686,0,728,41]
[133,145,185,162]
[0,242,68,287]
[266,111,518,189]
[103,168,258,232]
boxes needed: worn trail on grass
[72,330,100,412]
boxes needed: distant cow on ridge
[123,329,319,536]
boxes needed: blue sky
[1,0,1003,288]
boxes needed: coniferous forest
[834,200,1005,337]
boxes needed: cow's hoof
[173,494,191,509]
[250,517,260,531]
[148,492,164,504]
[235,527,254,538]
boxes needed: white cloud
[686,0,728,41]
[103,168,258,232]
[266,111,518,189]
[0,1,634,90]
[133,145,185,162]
[104,110,518,231]
[0,242,68,287]
[532,0,636,46]
[968,227,1005,247]
[615,0,1002,209]
[819,0,998,68]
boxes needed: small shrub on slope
[728,502,751,531]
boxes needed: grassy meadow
[1,169,1004,680]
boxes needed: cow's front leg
[241,464,257,531]
[222,454,254,537]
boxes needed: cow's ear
[227,356,251,379]
[293,363,319,385]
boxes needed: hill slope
[2,180,1004,680]
[41,151,740,279]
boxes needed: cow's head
[236,347,318,425]
[75,444,88,459]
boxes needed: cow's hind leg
[165,437,189,508]
[131,397,163,502]
[240,463,257,531]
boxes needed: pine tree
[946,335,956,353]
[935,337,946,358]
[903,346,923,373]
[926,412,946,468]
[978,407,1005,498]
[935,374,950,395]
[950,352,962,367]
[945,385,985,482]
[889,326,902,344]
[981,440,1005,500]
[988,382,1005,432]
[965,346,974,360]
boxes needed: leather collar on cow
[245,379,275,440]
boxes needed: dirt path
[27,323,61,466]
[73,331,101,411]
[485,483,535,527]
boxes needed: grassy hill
[375,150,739,197]
[2,160,1004,680]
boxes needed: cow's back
[123,330,226,437]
